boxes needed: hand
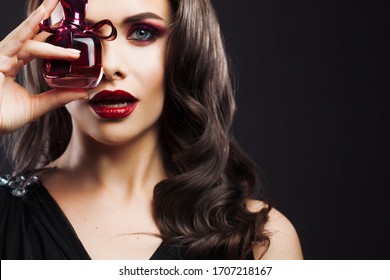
[0,0,88,134]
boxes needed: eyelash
[127,24,162,45]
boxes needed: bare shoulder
[246,199,303,260]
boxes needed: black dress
[0,174,253,260]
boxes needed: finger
[0,0,60,57]
[34,30,52,42]
[0,7,46,57]
[30,88,89,120]
[18,40,81,63]
[40,0,61,20]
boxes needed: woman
[0,0,302,259]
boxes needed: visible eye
[133,29,153,40]
[127,25,157,44]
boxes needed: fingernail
[66,48,81,54]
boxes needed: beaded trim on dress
[0,174,40,197]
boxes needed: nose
[101,40,128,81]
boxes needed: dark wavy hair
[2,0,271,259]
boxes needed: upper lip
[89,90,138,103]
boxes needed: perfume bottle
[40,0,117,89]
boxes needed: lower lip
[89,102,138,119]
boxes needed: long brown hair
[2,0,271,259]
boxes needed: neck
[50,126,167,198]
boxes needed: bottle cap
[61,0,88,27]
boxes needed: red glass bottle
[40,0,117,89]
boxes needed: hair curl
[1,0,271,259]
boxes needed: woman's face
[64,0,172,146]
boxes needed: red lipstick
[89,90,138,119]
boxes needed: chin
[67,100,163,148]
[74,120,161,148]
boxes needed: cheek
[65,100,91,130]
[133,47,166,127]
[131,44,166,97]
[65,100,84,116]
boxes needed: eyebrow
[123,12,165,24]
[86,12,165,26]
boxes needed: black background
[1,0,389,259]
